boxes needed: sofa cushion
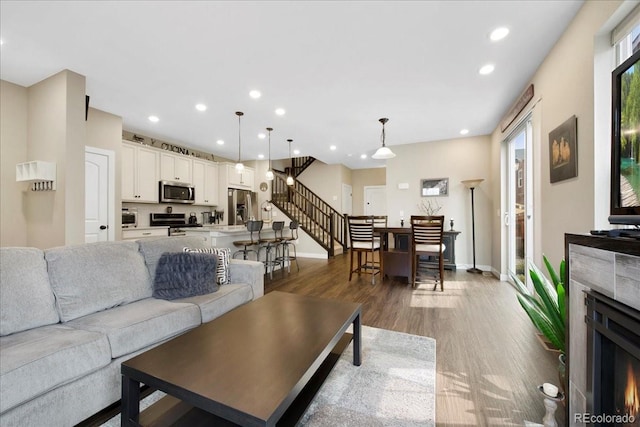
[183,247,231,285]
[0,324,110,413]
[45,241,152,322]
[137,236,208,280]
[177,284,253,323]
[153,252,219,300]
[229,259,265,299]
[66,297,201,358]
[0,248,60,336]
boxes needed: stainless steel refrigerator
[227,188,258,225]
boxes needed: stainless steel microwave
[159,180,195,204]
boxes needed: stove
[150,213,203,236]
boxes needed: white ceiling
[0,0,583,169]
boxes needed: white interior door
[342,184,353,215]
[85,148,114,243]
[364,185,387,215]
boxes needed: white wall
[1,72,124,249]
[386,135,493,271]
[0,80,28,247]
[489,0,625,270]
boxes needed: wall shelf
[16,161,57,191]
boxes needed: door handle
[99,225,108,230]
[503,213,510,226]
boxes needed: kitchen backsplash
[123,203,222,227]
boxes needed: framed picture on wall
[549,115,578,183]
[421,178,449,197]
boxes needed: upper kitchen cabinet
[122,141,159,203]
[192,159,219,206]
[225,164,254,191]
[160,152,192,183]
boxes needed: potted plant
[511,256,566,387]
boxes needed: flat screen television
[609,48,640,227]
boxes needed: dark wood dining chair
[410,215,445,291]
[347,215,383,284]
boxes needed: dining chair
[347,215,383,284]
[410,215,445,291]
[232,220,263,260]
[368,215,388,246]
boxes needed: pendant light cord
[236,111,244,162]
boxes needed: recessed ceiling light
[216,139,224,145]
[0,39,4,46]
[148,115,159,123]
[330,145,337,151]
[258,154,265,159]
[275,108,286,116]
[258,133,266,139]
[360,154,367,159]
[195,103,207,111]
[293,149,300,155]
[460,129,469,135]
[490,27,509,41]
[249,90,261,99]
[479,64,495,75]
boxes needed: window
[613,8,639,66]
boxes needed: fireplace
[586,291,640,426]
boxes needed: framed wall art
[421,178,448,197]
[549,115,578,183]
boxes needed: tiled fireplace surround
[566,234,640,426]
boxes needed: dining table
[375,227,461,282]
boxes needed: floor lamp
[462,179,484,274]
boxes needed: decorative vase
[558,353,566,394]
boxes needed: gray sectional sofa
[0,236,264,426]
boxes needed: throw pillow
[153,252,219,300]
[183,247,230,285]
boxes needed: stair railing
[271,172,346,256]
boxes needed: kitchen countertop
[122,226,168,231]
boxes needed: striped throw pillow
[183,247,230,285]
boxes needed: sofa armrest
[228,259,264,299]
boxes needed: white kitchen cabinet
[192,159,219,206]
[226,164,254,191]
[122,227,168,240]
[160,152,192,183]
[121,141,159,203]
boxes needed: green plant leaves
[512,256,566,354]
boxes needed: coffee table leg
[353,313,362,366]
[121,375,140,426]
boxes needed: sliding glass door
[506,119,533,285]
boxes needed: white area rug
[102,326,436,426]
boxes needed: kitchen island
[184,224,287,258]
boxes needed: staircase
[271,171,347,257]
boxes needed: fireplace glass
[586,291,640,426]
[599,335,640,425]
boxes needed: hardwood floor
[265,254,566,427]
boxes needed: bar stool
[258,221,285,279]
[232,220,263,260]
[276,220,299,273]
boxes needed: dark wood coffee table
[121,291,362,426]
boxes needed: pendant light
[286,139,294,186]
[266,127,274,180]
[235,111,244,172]
[371,117,396,159]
